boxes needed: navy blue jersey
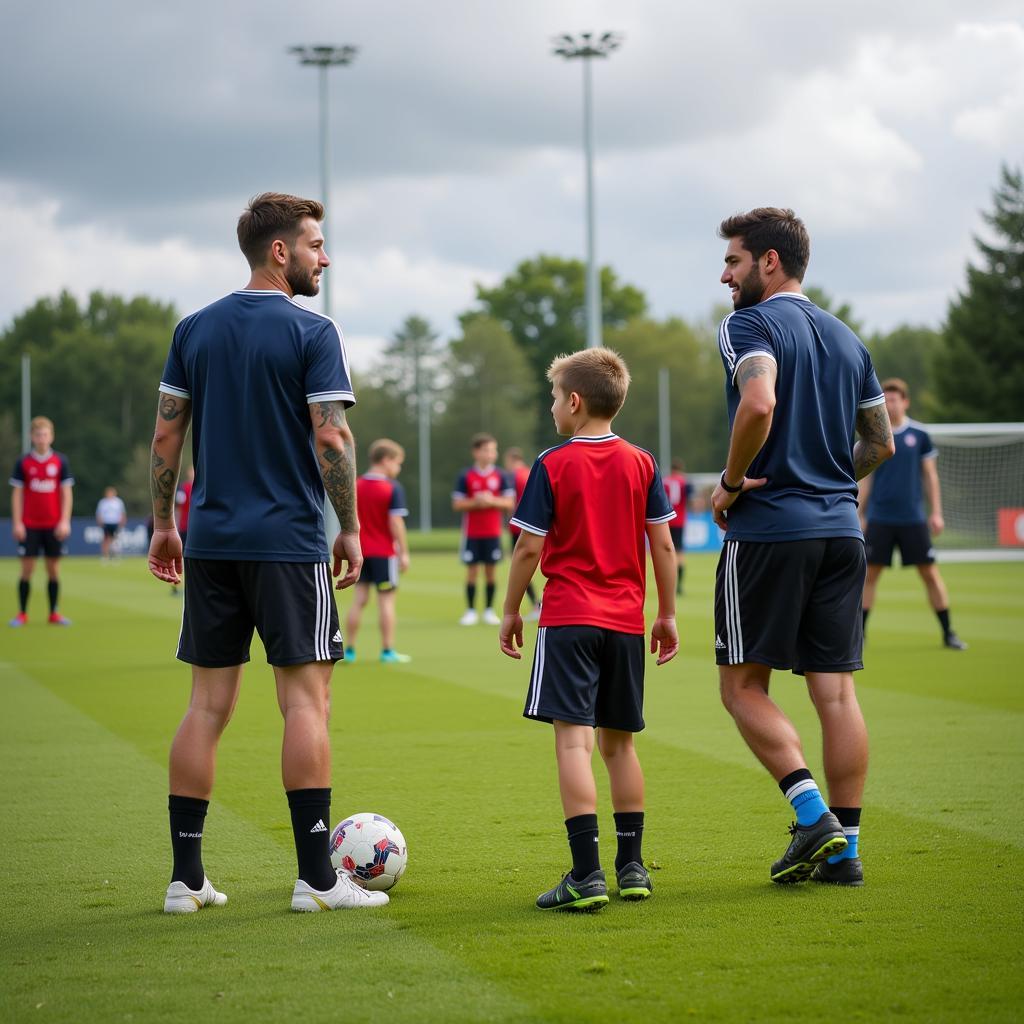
[865,420,936,524]
[159,289,355,561]
[718,293,884,542]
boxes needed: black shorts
[461,535,503,565]
[524,625,645,732]
[864,521,935,567]
[18,528,63,559]
[358,556,399,591]
[102,524,119,538]
[714,538,865,674]
[669,526,685,552]
[178,559,343,668]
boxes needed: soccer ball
[329,812,408,892]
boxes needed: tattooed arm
[853,403,895,481]
[148,391,191,583]
[711,354,776,528]
[310,400,362,589]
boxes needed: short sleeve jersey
[159,290,355,561]
[664,472,690,528]
[865,420,937,524]
[453,466,515,539]
[357,474,408,558]
[508,464,531,537]
[175,480,193,533]
[511,434,675,634]
[96,496,126,525]
[717,293,884,541]
[10,451,73,529]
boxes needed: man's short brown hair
[237,192,325,269]
[882,378,909,399]
[471,433,497,451]
[546,347,631,419]
[368,438,404,464]
[718,207,810,282]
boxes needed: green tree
[867,325,944,418]
[464,255,647,444]
[803,285,864,335]
[935,164,1024,421]
[0,291,179,513]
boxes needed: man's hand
[399,552,410,573]
[499,611,524,659]
[148,528,183,584]
[54,519,71,541]
[12,522,25,542]
[929,512,944,537]
[650,616,679,665]
[711,476,767,530]
[332,531,363,590]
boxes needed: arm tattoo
[316,403,357,531]
[150,452,177,520]
[737,355,776,393]
[159,394,186,421]
[853,404,895,480]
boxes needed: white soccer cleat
[291,870,390,911]
[163,877,228,914]
[459,609,479,626]
[481,608,501,625]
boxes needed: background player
[96,486,127,561]
[711,207,894,888]
[344,438,412,664]
[859,379,967,650]
[500,348,678,911]
[148,191,386,914]
[10,416,73,627]
[452,433,515,625]
[171,466,194,596]
[663,457,692,595]
[503,446,540,620]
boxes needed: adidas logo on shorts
[714,634,726,650]
[332,630,342,643]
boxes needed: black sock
[936,608,951,636]
[526,582,537,605]
[565,814,600,881]
[676,566,684,594]
[169,794,208,890]
[287,788,336,891]
[18,579,29,613]
[613,811,645,872]
[862,608,869,634]
[485,582,496,609]
[47,580,59,614]
[466,583,476,609]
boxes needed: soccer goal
[928,422,1024,560]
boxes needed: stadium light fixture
[288,45,359,322]
[552,32,623,349]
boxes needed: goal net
[928,423,1024,555]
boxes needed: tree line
[1,166,1020,526]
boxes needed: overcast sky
[2,1,1022,369]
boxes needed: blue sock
[828,807,861,862]
[779,769,829,826]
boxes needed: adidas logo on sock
[332,630,342,643]
[310,819,328,834]
[715,634,726,650]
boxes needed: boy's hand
[650,616,679,665]
[499,612,524,659]
[399,552,410,573]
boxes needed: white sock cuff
[784,778,819,801]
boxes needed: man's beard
[734,265,764,309]
[286,260,320,298]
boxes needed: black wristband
[720,472,744,494]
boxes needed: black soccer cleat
[616,861,653,901]
[811,856,864,887]
[770,812,848,884]
[536,869,609,911]
[944,632,968,651]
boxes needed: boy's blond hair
[546,347,631,419]
[31,416,54,432]
[368,438,405,464]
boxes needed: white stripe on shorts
[315,563,332,661]
[528,627,547,717]
[725,542,744,664]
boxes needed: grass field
[1,550,1022,1023]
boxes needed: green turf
[1,554,1022,1023]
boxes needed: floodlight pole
[289,44,359,322]
[553,32,622,348]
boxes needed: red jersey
[175,480,193,532]
[453,465,514,539]
[510,434,674,634]
[357,473,408,558]
[663,472,690,528]
[10,450,73,529]
[508,464,531,538]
